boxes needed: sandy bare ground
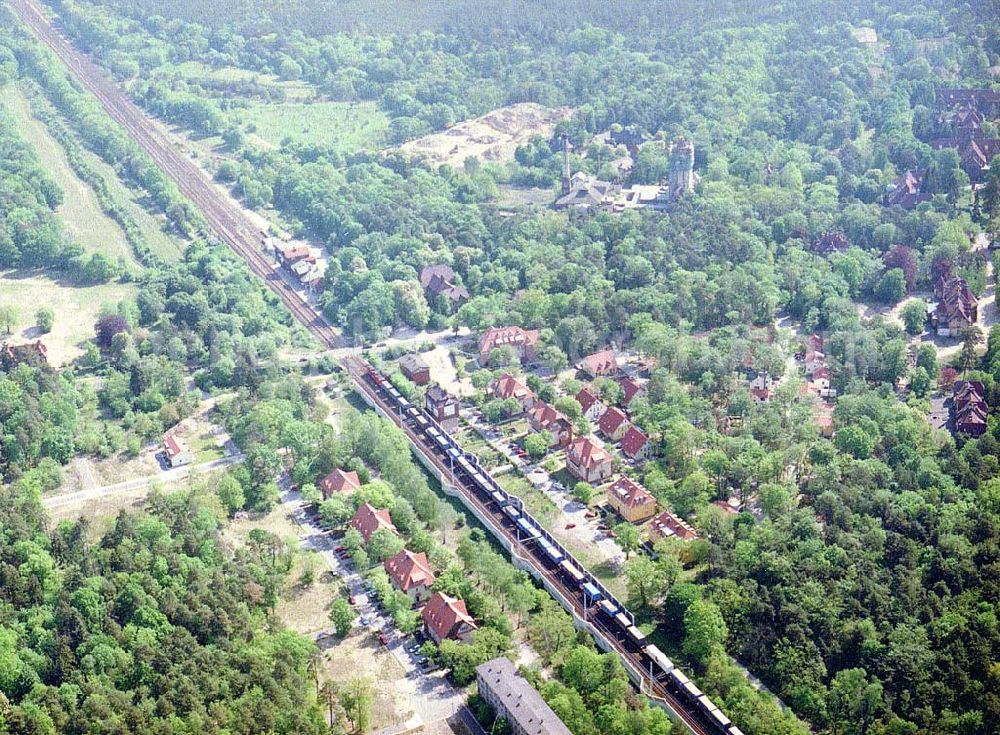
[399,103,572,168]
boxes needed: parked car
[565,523,576,530]
[348,595,356,605]
[378,633,389,646]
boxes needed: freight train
[358,363,743,735]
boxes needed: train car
[682,680,702,703]
[559,560,585,585]
[503,505,521,521]
[415,414,429,428]
[626,625,646,647]
[491,490,507,506]
[728,727,745,735]
[645,645,674,678]
[670,669,690,691]
[614,611,632,631]
[539,539,564,565]
[516,517,538,539]
[596,599,618,620]
[701,699,732,731]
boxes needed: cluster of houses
[930,88,1000,185]
[886,87,1000,209]
[269,238,327,292]
[950,380,988,437]
[931,274,979,336]
[345,497,478,646]
[797,335,836,437]
[483,343,698,546]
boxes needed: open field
[154,61,318,102]
[241,100,389,151]
[0,85,134,265]
[0,271,134,367]
[399,103,572,168]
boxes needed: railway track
[347,356,715,735]
[11,4,725,731]
[8,0,342,350]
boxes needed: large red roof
[350,502,397,543]
[384,549,435,592]
[620,425,649,458]
[421,591,476,641]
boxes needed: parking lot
[279,481,468,728]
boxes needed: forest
[0,0,999,733]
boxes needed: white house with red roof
[620,425,651,460]
[163,434,194,468]
[487,374,536,414]
[527,402,573,447]
[575,386,607,421]
[598,407,629,441]
[566,436,614,484]
[617,376,643,407]
[421,592,477,644]
[384,549,436,603]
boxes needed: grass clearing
[241,100,389,152]
[0,85,134,265]
[0,270,134,367]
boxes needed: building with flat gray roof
[475,657,572,735]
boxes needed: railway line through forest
[9,2,734,732]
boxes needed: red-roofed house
[350,502,397,543]
[487,374,536,414]
[384,549,436,603]
[527,402,573,447]
[606,477,657,522]
[617,377,643,407]
[620,425,651,460]
[576,349,618,377]
[319,468,361,498]
[566,437,614,484]
[478,326,541,366]
[599,407,629,441]
[575,387,607,421]
[420,264,469,306]
[399,353,431,386]
[648,510,698,542]
[421,592,477,644]
[163,434,194,468]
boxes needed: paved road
[44,454,242,509]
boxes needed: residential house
[804,350,826,378]
[620,425,651,460]
[617,376,643,407]
[384,549,436,603]
[576,349,618,378]
[599,407,629,442]
[566,437,614,484]
[0,341,48,370]
[426,384,461,432]
[748,370,774,404]
[606,476,657,523]
[478,326,540,366]
[399,353,431,386]
[930,136,1000,183]
[953,380,988,437]
[812,366,837,400]
[934,277,978,336]
[936,88,1000,116]
[350,502,397,543]
[487,374,536,414]
[163,434,194,468]
[476,657,573,735]
[813,410,835,438]
[276,242,314,267]
[883,170,932,210]
[421,592,477,644]
[575,387,607,421]
[554,172,618,211]
[420,264,469,306]
[648,510,699,542]
[527,402,573,447]
[319,468,361,498]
